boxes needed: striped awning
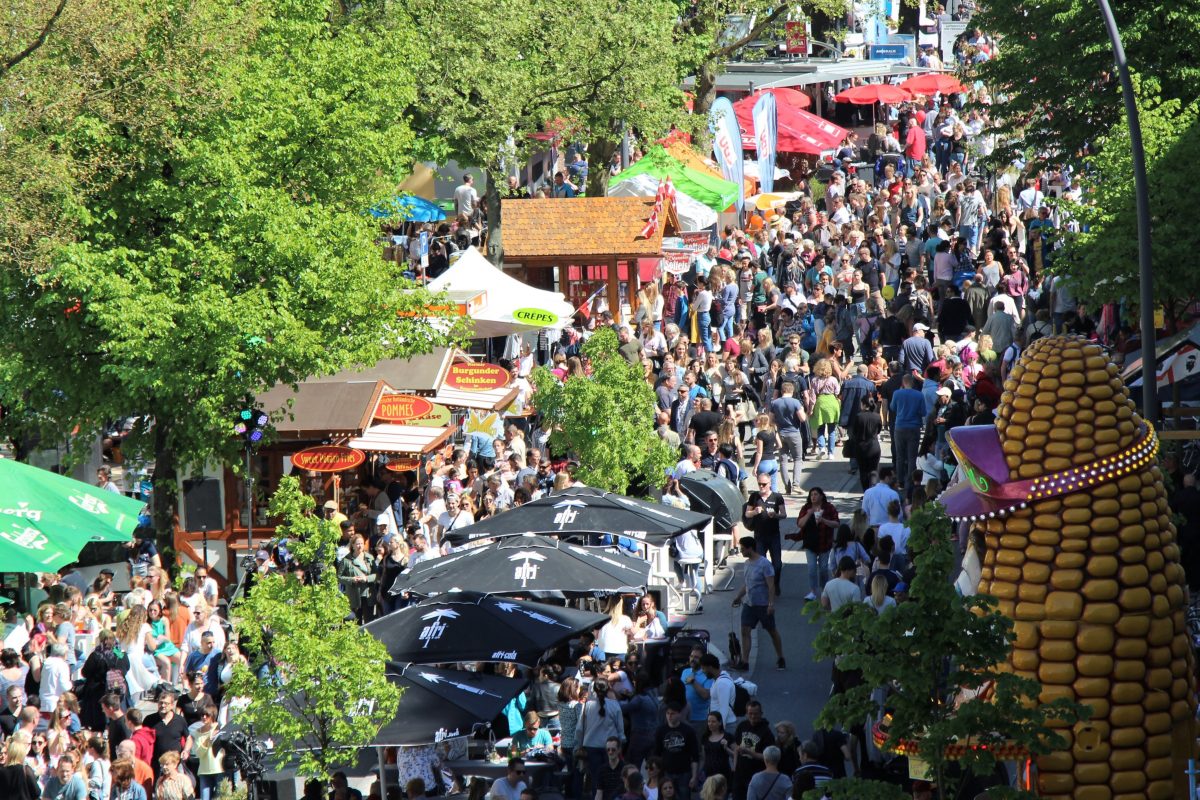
[433,384,520,411]
[346,424,453,455]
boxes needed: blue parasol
[369,194,447,222]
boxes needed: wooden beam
[607,257,621,325]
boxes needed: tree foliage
[530,328,675,495]
[971,0,1200,165]
[1056,90,1200,315]
[402,0,690,261]
[0,0,464,544]
[680,0,849,118]
[808,503,1088,799]
[228,476,400,780]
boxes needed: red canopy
[900,74,969,96]
[732,92,847,155]
[833,84,913,105]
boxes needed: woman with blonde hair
[700,773,728,800]
[0,735,38,796]
[596,597,633,659]
[809,358,842,460]
[156,750,196,800]
[115,605,159,701]
[864,574,897,614]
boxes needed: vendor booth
[429,247,574,338]
[502,195,682,320]
[607,173,718,232]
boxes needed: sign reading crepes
[386,458,421,473]
[375,394,434,423]
[445,362,511,392]
[292,446,365,473]
[512,307,561,327]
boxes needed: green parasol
[0,459,147,574]
[611,146,739,212]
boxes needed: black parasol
[390,534,650,599]
[679,470,745,532]
[440,486,711,548]
[365,591,607,666]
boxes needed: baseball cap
[936,387,952,398]
[322,500,337,511]
[913,322,930,331]
[255,549,270,561]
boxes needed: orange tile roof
[502,196,679,260]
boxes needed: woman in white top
[115,605,159,699]
[596,598,633,659]
[183,603,227,660]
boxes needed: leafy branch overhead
[530,328,676,496]
[228,477,400,780]
[808,503,1088,799]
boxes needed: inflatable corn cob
[940,335,1196,800]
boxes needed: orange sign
[292,446,365,473]
[375,394,434,423]
[445,362,511,392]
[385,458,421,472]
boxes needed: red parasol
[900,73,969,96]
[833,83,913,105]
[732,92,846,155]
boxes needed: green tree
[402,0,690,262]
[530,328,675,494]
[971,0,1200,166]
[0,0,464,548]
[806,503,1088,799]
[228,476,400,780]
[681,0,848,118]
[1055,91,1200,323]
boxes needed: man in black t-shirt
[0,685,21,736]
[688,398,723,444]
[732,700,775,800]
[143,689,192,776]
[102,693,133,755]
[654,703,701,800]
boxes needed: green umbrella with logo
[0,459,147,574]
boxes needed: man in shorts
[731,537,786,671]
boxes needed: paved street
[684,436,891,735]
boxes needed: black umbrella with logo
[365,591,607,666]
[390,534,650,599]
[439,486,712,548]
[228,662,525,754]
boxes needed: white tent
[431,247,574,338]
[607,174,717,232]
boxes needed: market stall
[502,195,682,319]
[429,246,574,338]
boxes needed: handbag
[842,438,857,459]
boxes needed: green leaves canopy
[531,328,675,495]
[0,0,463,503]
[228,477,400,780]
[972,0,1200,165]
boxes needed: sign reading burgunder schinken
[445,362,511,392]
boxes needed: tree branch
[712,3,791,59]
[0,0,69,78]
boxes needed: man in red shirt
[904,118,927,177]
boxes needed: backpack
[732,677,757,717]
[105,668,127,698]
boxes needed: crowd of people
[0,10,1145,800]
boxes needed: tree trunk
[151,422,178,565]
[586,138,618,198]
[693,61,718,121]
[484,167,504,266]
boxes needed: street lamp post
[1093,0,1157,425]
